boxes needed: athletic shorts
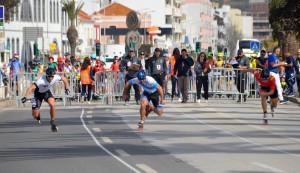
[141,91,160,108]
[32,90,54,110]
[261,86,278,99]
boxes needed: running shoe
[50,120,58,132]
[137,122,144,130]
[145,105,153,117]
[280,100,289,104]
[263,114,268,125]
[36,113,41,124]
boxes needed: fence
[6,69,261,107]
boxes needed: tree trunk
[280,31,298,58]
[67,25,78,64]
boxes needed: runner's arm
[156,85,165,104]
[61,76,70,90]
[24,83,37,98]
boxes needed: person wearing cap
[119,48,141,105]
[57,57,65,73]
[64,52,71,62]
[234,49,250,102]
[148,48,168,90]
[47,56,58,71]
[1,63,9,87]
[8,53,23,96]
[90,53,97,66]
[174,49,194,103]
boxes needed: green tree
[269,0,300,57]
[0,0,20,22]
[61,0,84,62]
[261,36,278,52]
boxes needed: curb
[284,96,300,105]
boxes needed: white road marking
[92,128,102,132]
[136,164,158,173]
[80,109,141,173]
[115,149,130,157]
[86,115,92,118]
[252,162,286,173]
[87,111,93,114]
[87,121,95,125]
[172,106,300,158]
[101,137,113,143]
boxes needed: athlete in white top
[21,68,70,132]
[122,69,165,130]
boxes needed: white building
[2,0,69,65]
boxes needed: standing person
[148,48,168,88]
[80,57,94,104]
[268,47,288,104]
[57,57,64,73]
[174,49,194,103]
[243,69,278,125]
[21,68,70,132]
[64,52,71,62]
[169,48,181,102]
[139,52,146,70]
[90,53,97,66]
[8,53,23,96]
[256,50,268,69]
[163,54,171,97]
[119,49,141,105]
[110,56,120,71]
[235,49,250,102]
[283,50,295,97]
[294,49,300,98]
[194,52,210,103]
[47,56,57,71]
[122,69,165,130]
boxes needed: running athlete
[122,69,165,130]
[244,69,278,125]
[21,68,70,132]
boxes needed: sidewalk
[0,99,14,110]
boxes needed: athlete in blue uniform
[122,69,165,129]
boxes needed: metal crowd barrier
[8,72,75,108]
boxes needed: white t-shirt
[34,75,62,93]
[129,76,158,94]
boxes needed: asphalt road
[0,98,300,173]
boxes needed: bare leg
[153,107,163,116]
[261,95,268,113]
[139,98,148,123]
[47,97,56,121]
[32,109,40,119]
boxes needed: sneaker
[280,100,289,104]
[263,114,268,125]
[145,105,153,117]
[171,98,174,102]
[87,101,91,104]
[205,99,208,103]
[50,120,58,132]
[178,98,182,102]
[36,113,41,124]
[81,96,84,103]
[124,101,130,106]
[286,93,294,97]
[181,100,187,103]
[197,99,201,103]
[270,106,275,117]
[137,122,144,130]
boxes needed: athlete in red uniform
[244,69,278,124]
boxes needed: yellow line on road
[136,164,157,173]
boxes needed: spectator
[268,47,288,104]
[283,50,295,97]
[256,50,268,69]
[148,48,168,88]
[110,57,120,72]
[294,49,300,97]
[80,57,94,104]
[90,53,97,66]
[169,48,181,102]
[163,53,171,97]
[119,48,141,105]
[57,57,64,73]
[235,49,250,102]
[47,56,57,71]
[64,52,71,62]
[8,53,22,96]
[174,49,194,103]
[194,52,210,103]
[73,62,81,94]
[139,52,146,70]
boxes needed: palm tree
[61,0,84,62]
[0,0,20,22]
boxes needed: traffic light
[96,43,101,56]
[34,43,39,56]
[224,48,228,56]
[195,42,201,54]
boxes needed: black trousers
[152,74,164,87]
[296,77,300,95]
[196,76,209,100]
[236,73,247,99]
[125,75,140,102]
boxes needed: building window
[57,2,59,23]
[17,38,20,54]
[12,38,15,55]
[50,1,52,23]
[6,38,10,54]
[34,0,37,22]
[21,0,33,22]
[43,0,45,22]
[16,6,19,21]
[53,1,56,23]
[38,0,41,22]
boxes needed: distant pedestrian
[283,50,295,97]
[294,49,300,97]
[194,52,210,103]
[169,48,181,102]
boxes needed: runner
[21,68,70,132]
[122,69,165,130]
[243,68,278,125]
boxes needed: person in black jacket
[148,48,168,88]
[119,49,141,105]
[174,49,194,103]
[294,49,300,98]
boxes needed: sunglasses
[47,75,54,78]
